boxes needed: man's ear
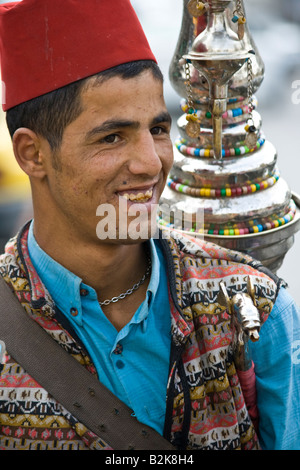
[12,128,48,178]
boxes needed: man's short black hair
[6,60,163,153]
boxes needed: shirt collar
[27,221,83,321]
[27,221,161,326]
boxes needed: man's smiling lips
[116,183,157,203]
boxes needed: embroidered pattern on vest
[162,230,279,450]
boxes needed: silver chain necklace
[99,255,152,306]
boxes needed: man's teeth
[121,189,153,202]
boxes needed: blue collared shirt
[27,222,171,435]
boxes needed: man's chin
[96,198,160,243]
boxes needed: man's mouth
[117,187,154,203]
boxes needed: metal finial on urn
[160,0,300,272]
[183,0,251,159]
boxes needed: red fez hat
[0,0,156,111]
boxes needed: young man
[0,0,299,451]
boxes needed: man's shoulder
[158,229,284,308]
[0,234,20,272]
[0,230,30,299]
[160,229,281,278]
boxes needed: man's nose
[127,132,162,176]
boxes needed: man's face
[43,70,173,244]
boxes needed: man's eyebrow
[85,120,139,140]
[85,111,172,141]
[151,112,172,126]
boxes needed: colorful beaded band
[158,200,296,236]
[167,170,279,199]
[180,97,257,121]
[175,136,265,158]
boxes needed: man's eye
[151,126,167,136]
[101,134,121,144]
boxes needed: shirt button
[70,307,78,317]
[80,288,89,297]
[115,360,125,369]
[113,343,123,355]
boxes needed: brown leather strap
[0,277,175,450]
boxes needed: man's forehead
[83,68,162,91]
[80,71,165,110]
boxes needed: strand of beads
[196,201,297,235]
[180,98,255,123]
[180,101,204,120]
[207,108,245,119]
[231,0,247,40]
[167,170,279,199]
[158,200,296,236]
[175,136,265,158]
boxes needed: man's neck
[32,219,150,330]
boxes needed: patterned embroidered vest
[160,229,282,450]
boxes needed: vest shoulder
[159,230,284,297]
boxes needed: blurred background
[0,0,299,304]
